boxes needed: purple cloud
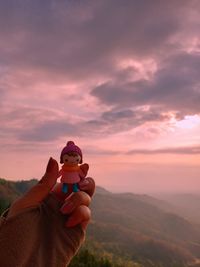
[0,0,195,81]
[91,52,200,115]
[0,0,199,144]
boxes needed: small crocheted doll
[58,141,88,193]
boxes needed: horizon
[0,1,199,193]
[2,176,200,195]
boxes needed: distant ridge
[95,186,111,195]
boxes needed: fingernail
[46,157,54,173]
[60,201,74,214]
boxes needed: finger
[81,220,90,230]
[19,157,59,203]
[8,158,59,217]
[60,191,91,214]
[79,177,95,197]
[52,177,95,201]
[51,183,72,200]
[65,205,91,228]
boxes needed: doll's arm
[79,169,85,179]
[79,164,89,180]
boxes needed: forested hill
[1,178,200,267]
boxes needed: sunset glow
[175,115,200,129]
[0,1,199,193]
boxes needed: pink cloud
[0,0,200,193]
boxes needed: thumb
[8,157,59,218]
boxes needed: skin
[7,157,95,230]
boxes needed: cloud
[127,145,200,155]
[0,0,200,151]
[91,51,200,115]
[1,105,169,142]
[0,105,70,141]
[0,0,196,83]
[0,87,5,102]
[19,120,78,141]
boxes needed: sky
[0,0,200,193]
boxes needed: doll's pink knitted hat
[60,141,83,164]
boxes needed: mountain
[89,192,200,266]
[156,193,200,224]
[0,178,37,201]
[1,178,200,266]
[0,178,37,214]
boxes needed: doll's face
[62,152,81,166]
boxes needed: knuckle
[79,205,91,220]
[72,191,91,206]
[86,177,95,187]
[82,177,95,197]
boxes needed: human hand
[8,158,95,226]
[0,157,95,267]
